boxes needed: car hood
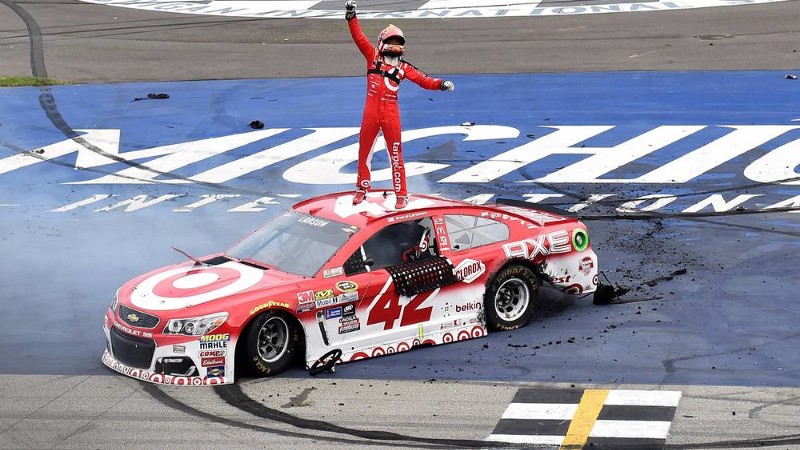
[122,259,301,312]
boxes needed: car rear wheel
[245,311,301,377]
[484,265,539,331]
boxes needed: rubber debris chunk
[785,74,798,80]
[147,93,170,99]
[250,120,265,129]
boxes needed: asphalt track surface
[2,1,800,449]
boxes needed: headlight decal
[164,312,228,336]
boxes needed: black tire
[593,284,615,305]
[245,311,301,377]
[484,265,539,331]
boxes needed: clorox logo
[454,259,485,284]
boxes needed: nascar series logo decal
[79,0,793,19]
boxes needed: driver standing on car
[345,0,455,209]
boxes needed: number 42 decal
[367,283,439,330]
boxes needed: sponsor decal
[199,341,228,350]
[323,267,344,278]
[249,301,290,315]
[200,350,226,358]
[298,216,329,227]
[338,317,361,334]
[297,301,315,313]
[454,258,486,284]
[342,303,356,317]
[200,333,230,342]
[201,357,225,367]
[315,289,334,300]
[456,302,483,313]
[206,366,225,378]
[391,142,402,191]
[440,319,458,331]
[315,297,337,308]
[579,257,595,275]
[337,292,358,303]
[102,350,228,385]
[296,290,315,312]
[551,275,572,284]
[315,291,357,309]
[129,262,264,311]
[335,280,358,293]
[297,290,314,303]
[172,345,186,354]
[113,321,153,338]
[325,307,342,320]
[127,313,140,323]
[503,230,572,260]
[199,333,229,350]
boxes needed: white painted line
[463,193,495,205]
[204,0,320,8]
[501,403,578,420]
[50,194,113,212]
[419,0,540,9]
[485,433,565,445]
[604,390,682,407]
[0,204,19,207]
[590,420,673,439]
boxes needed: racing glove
[345,0,357,20]
[440,80,455,92]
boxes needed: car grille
[119,305,160,329]
[110,327,155,369]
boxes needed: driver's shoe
[395,195,408,209]
[353,190,366,205]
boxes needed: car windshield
[226,211,357,277]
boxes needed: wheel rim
[494,278,530,321]
[257,316,289,363]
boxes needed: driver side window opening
[344,218,436,275]
[445,215,509,252]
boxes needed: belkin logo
[456,302,482,313]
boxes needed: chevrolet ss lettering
[102,191,606,385]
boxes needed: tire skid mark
[139,382,440,448]
[214,383,513,448]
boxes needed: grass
[0,76,72,87]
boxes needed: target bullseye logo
[131,262,264,311]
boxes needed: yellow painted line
[559,389,609,450]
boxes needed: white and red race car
[102,191,602,385]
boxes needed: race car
[102,191,602,385]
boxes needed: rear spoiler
[495,198,577,219]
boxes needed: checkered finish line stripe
[487,388,681,449]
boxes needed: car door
[327,218,451,354]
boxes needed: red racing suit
[348,17,443,197]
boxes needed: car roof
[292,190,481,228]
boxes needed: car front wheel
[484,265,539,331]
[245,311,301,377]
